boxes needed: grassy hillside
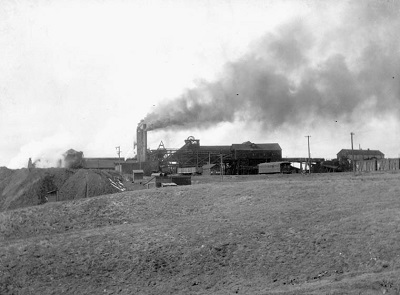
[1,172,400,294]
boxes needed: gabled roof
[232,142,281,151]
[337,149,384,156]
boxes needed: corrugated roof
[337,149,384,156]
[232,143,281,151]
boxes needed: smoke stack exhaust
[140,4,400,133]
[136,121,147,163]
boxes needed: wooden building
[337,149,384,161]
[148,136,282,175]
[132,170,144,183]
[84,158,120,170]
[202,163,221,175]
[231,142,282,174]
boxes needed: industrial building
[337,149,384,161]
[152,138,282,175]
[135,122,282,175]
[84,158,121,170]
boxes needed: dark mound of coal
[0,167,14,181]
[58,169,123,201]
[0,168,125,212]
[0,168,74,211]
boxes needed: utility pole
[351,132,355,175]
[220,154,223,182]
[305,135,311,174]
[85,171,89,198]
[116,146,122,173]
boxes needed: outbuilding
[337,149,384,161]
[132,170,144,183]
[202,163,220,175]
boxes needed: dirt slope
[57,169,124,201]
[0,168,124,212]
[1,172,400,294]
[0,167,13,180]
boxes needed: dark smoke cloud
[144,1,400,131]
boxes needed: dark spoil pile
[0,167,125,212]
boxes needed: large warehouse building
[135,121,282,175]
[146,136,282,175]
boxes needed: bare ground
[0,168,124,212]
[1,171,400,294]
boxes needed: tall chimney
[136,121,147,163]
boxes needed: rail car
[258,161,292,174]
[177,167,202,175]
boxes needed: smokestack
[136,121,147,163]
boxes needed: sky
[1,0,399,168]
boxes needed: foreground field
[1,172,400,294]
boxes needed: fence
[355,158,400,172]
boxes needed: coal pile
[0,167,126,212]
[57,169,125,201]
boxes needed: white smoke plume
[7,132,74,169]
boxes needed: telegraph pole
[351,132,355,175]
[220,154,223,182]
[116,146,122,173]
[305,135,311,174]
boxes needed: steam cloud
[144,2,400,131]
[7,133,74,169]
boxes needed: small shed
[132,170,144,183]
[202,163,219,175]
